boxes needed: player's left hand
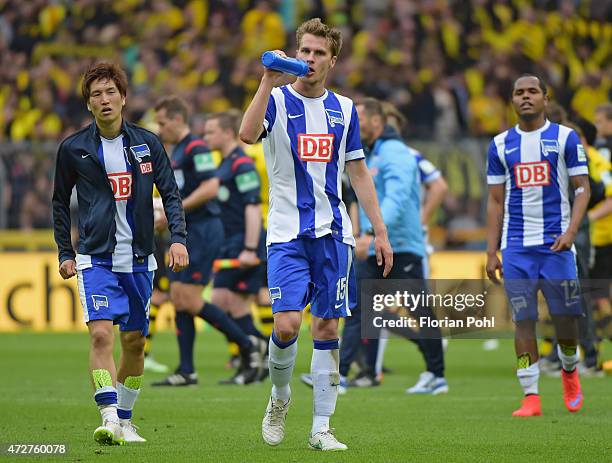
[238,250,260,268]
[550,231,575,252]
[168,243,189,272]
[374,233,393,277]
[355,235,372,261]
[486,252,503,284]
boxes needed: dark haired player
[486,75,590,417]
[52,62,188,445]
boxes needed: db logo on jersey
[298,134,334,162]
[514,161,550,188]
[139,162,153,174]
[108,172,132,200]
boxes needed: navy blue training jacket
[52,120,186,265]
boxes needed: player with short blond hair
[240,18,393,451]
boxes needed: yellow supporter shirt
[588,147,612,246]
[243,142,269,230]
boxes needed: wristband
[244,246,258,252]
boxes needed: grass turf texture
[1,331,609,462]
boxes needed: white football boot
[143,355,169,373]
[308,429,348,451]
[262,397,290,446]
[120,420,146,442]
[93,419,124,446]
[406,371,449,395]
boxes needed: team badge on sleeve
[577,144,587,162]
[236,171,260,192]
[193,152,216,172]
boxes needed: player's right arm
[52,140,77,279]
[347,159,393,277]
[239,51,297,144]
[416,154,447,225]
[422,176,448,225]
[485,140,505,284]
[150,135,188,271]
[486,184,505,284]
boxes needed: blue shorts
[168,216,223,285]
[502,246,583,322]
[267,235,356,319]
[77,266,154,336]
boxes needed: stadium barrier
[0,251,502,332]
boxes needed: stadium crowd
[0,0,610,235]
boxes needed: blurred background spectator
[0,0,610,249]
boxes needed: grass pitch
[1,331,610,462]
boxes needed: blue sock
[175,311,195,374]
[198,302,251,350]
[94,386,117,407]
[234,314,266,340]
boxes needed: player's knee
[178,289,203,314]
[122,332,146,354]
[170,286,184,308]
[90,329,113,352]
[274,319,300,341]
[314,324,338,340]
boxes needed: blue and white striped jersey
[487,120,588,250]
[76,135,157,272]
[262,84,364,246]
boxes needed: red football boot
[512,395,542,417]
[561,368,583,413]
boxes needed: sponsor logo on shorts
[514,161,550,188]
[92,295,109,311]
[510,296,527,315]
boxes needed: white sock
[376,331,389,377]
[311,340,340,435]
[269,333,298,402]
[117,382,140,421]
[94,385,119,422]
[99,405,119,422]
[517,362,540,396]
[557,344,580,372]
